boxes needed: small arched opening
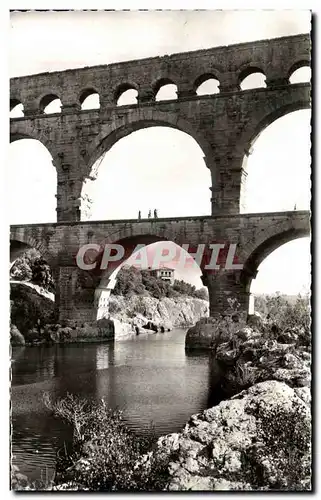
[40,94,62,114]
[289,63,311,84]
[154,79,177,101]
[116,84,138,106]
[80,88,100,110]
[195,74,220,96]
[239,67,266,90]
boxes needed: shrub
[246,399,311,490]
[43,393,171,491]
[254,293,311,345]
[10,248,55,292]
[108,300,121,314]
[223,361,258,395]
[194,287,209,300]
[10,284,55,337]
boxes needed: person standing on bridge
[154,209,158,218]
[138,210,141,221]
[148,210,152,219]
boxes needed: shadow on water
[185,349,225,409]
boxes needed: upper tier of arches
[10,34,310,117]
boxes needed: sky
[8,10,311,294]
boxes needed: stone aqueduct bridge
[10,34,311,324]
[11,211,310,323]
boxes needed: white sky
[8,10,311,294]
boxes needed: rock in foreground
[145,381,311,491]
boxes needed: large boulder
[144,381,311,491]
[10,324,25,346]
[213,324,311,395]
[185,317,219,350]
[185,316,240,351]
[247,312,265,330]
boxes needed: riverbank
[10,281,209,345]
[108,294,209,338]
[10,329,214,490]
[11,314,311,491]
[10,287,311,491]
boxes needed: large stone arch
[92,232,204,320]
[238,87,311,211]
[73,232,175,321]
[102,226,186,248]
[9,121,61,171]
[240,225,310,293]
[10,232,55,267]
[93,233,171,292]
[84,110,215,178]
[244,98,310,155]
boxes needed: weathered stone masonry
[10,34,311,324]
[10,211,310,322]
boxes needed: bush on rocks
[43,393,172,491]
[144,381,311,491]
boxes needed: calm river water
[11,328,221,482]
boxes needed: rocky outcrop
[185,314,244,351]
[108,295,209,339]
[143,381,311,491]
[185,313,311,392]
[214,326,311,394]
[42,318,115,343]
[10,281,208,343]
[10,282,55,341]
[10,324,25,346]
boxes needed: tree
[112,266,145,296]
[10,249,55,292]
[194,287,209,300]
[111,266,208,300]
[32,258,55,292]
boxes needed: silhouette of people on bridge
[148,210,152,219]
[154,209,158,218]
[138,210,141,221]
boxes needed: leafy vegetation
[10,248,55,292]
[10,284,55,338]
[112,265,208,300]
[254,292,311,346]
[42,393,172,492]
[246,399,311,490]
[216,293,311,397]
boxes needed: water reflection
[11,329,218,481]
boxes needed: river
[11,328,221,483]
